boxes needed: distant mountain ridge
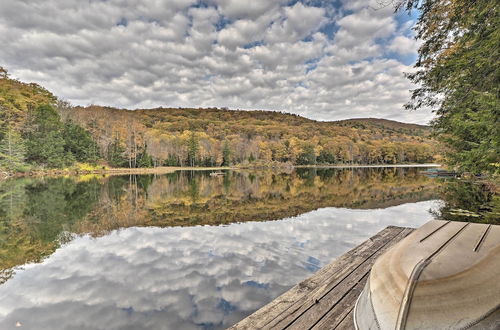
[70,105,431,137]
[1,67,428,134]
[336,117,430,130]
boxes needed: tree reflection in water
[0,167,440,282]
[3,167,491,329]
[432,179,499,224]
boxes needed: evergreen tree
[222,141,231,166]
[24,105,74,168]
[63,121,99,163]
[317,150,335,164]
[0,127,27,171]
[399,0,500,173]
[107,136,127,167]
[166,154,180,166]
[297,144,316,165]
[137,146,154,168]
[187,132,199,167]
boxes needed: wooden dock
[231,226,415,330]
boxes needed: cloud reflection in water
[0,201,438,330]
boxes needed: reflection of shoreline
[1,164,441,181]
[0,166,235,181]
[0,168,439,283]
[295,163,441,169]
[76,168,440,234]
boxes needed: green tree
[222,141,231,166]
[137,146,154,168]
[187,132,199,167]
[297,144,316,165]
[0,127,27,171]
[107,136,127,167]
[63,121,99,163]
[24,105,74,168]
[318,150,335,164]
[399,0,500,173]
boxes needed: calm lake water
[0,167,492,330]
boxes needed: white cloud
[265,3,327,44]
[215,0,287,20]
[0,0,433,124]
[335,8,395,48]
[389,35,420,55]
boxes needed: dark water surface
[0,167,487,330]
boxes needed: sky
[0,0,434,124]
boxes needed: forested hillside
[0,68,57,133]
[0,69,99,170]
[67,105,436,168]
[0,67,438,171]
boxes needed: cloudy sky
[0,0,433,124]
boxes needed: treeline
[123,129,434,167]
[1,67,437,171]
[68,105,437,168]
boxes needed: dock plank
[292,227,414,330]
[268,227,413,330]
[230,226,414,330]
[310,273,367,330]
[334,309,355,330]
[263,227,405,329]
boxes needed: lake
[0,167,489,330]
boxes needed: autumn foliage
[68,105,437,167]
[1,67,438,170]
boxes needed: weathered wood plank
[310,274,367,330]
[231,226,402,330]
[334,309,355,330]
[286,227,414,330]
[271,227,413,330]
[230,226,412,330]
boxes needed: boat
[209,171,225,176]
[354,220,500,330]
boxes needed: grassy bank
[0,165,236,180]
[295,163,441,169]
[0,163,446,181]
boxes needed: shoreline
[0,166,234,180]
[294,163,441,169]
[0,163,442,181]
